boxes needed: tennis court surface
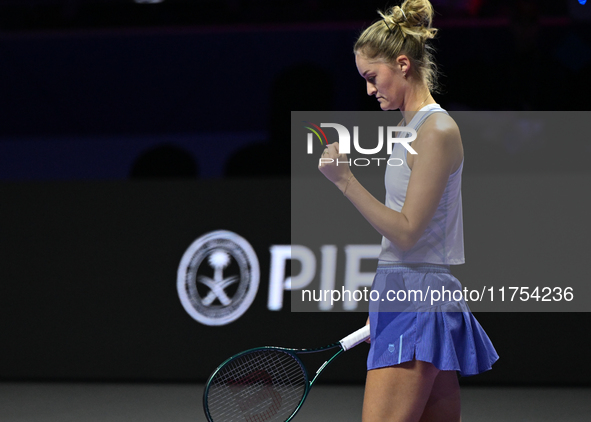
[1,383,589,421]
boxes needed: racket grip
[339,325,370,351]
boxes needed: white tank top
[378,104,465,265]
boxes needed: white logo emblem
[177,230,260,326]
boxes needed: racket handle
[339,325,370,351]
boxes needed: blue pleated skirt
[367,263,499,377]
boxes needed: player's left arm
[399,116,463,249]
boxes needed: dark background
[1,0,590,386]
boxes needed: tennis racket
[203,325,370,422]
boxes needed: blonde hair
[354,0,440,92]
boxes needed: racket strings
[206,349,307,422]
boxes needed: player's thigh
[418,370,461,422]
[362,360,440,422]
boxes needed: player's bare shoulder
[418,112,461,146]
[412,112,463,172]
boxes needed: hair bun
[405,0,434,28]
[381,0,435,30]
[380,5,407,26]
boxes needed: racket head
[204,347,310,422]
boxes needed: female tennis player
[319,1,498,421]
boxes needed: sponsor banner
[0,180,373,382]
[1,179,590,384]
